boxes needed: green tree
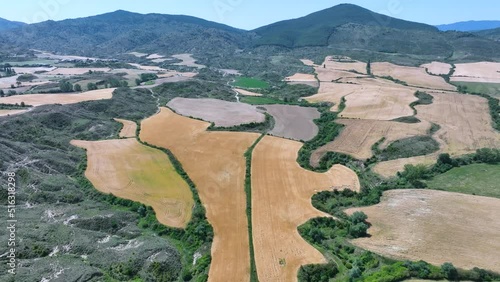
[441,262,458,280]
[59,81,73,92]
[74,83,82,92]
[0,90,4,97]
[87,83,98,90]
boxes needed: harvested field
[324,56,367,74]
[114,118,137,138]
[252,136,360,282]
[421,62,452,76]
[261,104,320,141]
[135,75,196,88]
[346,189,500,273]
[372,62,455,91]
[0,109,29,117]
[46,67,111,75]
[128,52,148,57]
[146,53,164,59]
[167,97,265,127]
[300,59,316,66]
[13,67,56,74]
[220,69,241,76]
[234,88,263,97]
[127,63,166,72]
[284,73,318,87]
[34,51,100,61]
[452,62,500,83]
[140,108,260,282]
[151,58,168,63]
[172,53,206,69]
[71,138,194,228]
[310,119,432,165]
[372,154,439,178]
[0,88,115,107]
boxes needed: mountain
[475,28,500,42]
[253,4,438,48]
[437,21,500,32]
[0,17,26,31]
[0,10,252,57]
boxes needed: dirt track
[346,189,500,272]
[252,136,360,282]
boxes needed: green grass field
[426,164,500,198]
[452,81,500,98]
[240,96,285,105]
[233,77,269,89]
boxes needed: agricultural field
[452,81,500,98]
[347,189,500,273]
[261,104,321,141]
[234,88,263,96]
[71,138,194,228]
[252,136,360,282]
[421,62,452,75]
[167,97,265,127]
[284,73,318,87]
[371,62,456,91]
[46,67,111,75]
[426,164,500,198]
[310,119,432,164]
[140,107,260,282]
[0,88,115,107]
[172,53,206,69]
[232,76,269,89]
[114,118,137,138]
[452,62,500,83]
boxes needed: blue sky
[1,0,499,30]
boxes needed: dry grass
[261,104,320,141]
[311,119,432,164]
[452,62,500,83]
[252,136,360,282]
[372,62,455,91]
[46,67,111,75]
[167,97,265,127]
[114,118,137,138]
[71,138,194,228]
[0,88,115,107]
[140,107,260,282]
[234,88,263,97]
[421,62,452,76]
[372,154,439,178]
[346,189,500,273]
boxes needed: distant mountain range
[0,5,499,62]
[0,17,26,31]
[437,20,500,32]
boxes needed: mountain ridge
[437,20,500,32]
[0,17,26,31]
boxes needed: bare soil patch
[261,104,320,141]
[252,136,360,282]
[140,108,260,282]
[71,138,194,228]
[167,97,265,127]
[346,189,500,272]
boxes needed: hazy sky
[1,0,499,30]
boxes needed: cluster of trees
[0,89,17,97]
[0,63,16,77]
[135,73,158,85]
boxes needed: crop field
[371,62,456,90]
[452,81,500,98]
[71,138,194,228]
[251,136,360,282]
[421,62,452,75]
[140,108,260,282]
[114,118,137,138]
[128,51,148,57]
[13,66,57,74]
[372,154,439,178]
[311,119,432,164]
[128,63,166,71]
[172,53,206,69]
[167,97,265,127]
[233,77,270,89]
[234,88,263,96]
[300,59,316,66]
[452,62,500,83]
[284,73,318,87]
[347,189,500,273]
[46,67,111,75]
[0,88,115,107]
[146,53,164,59]
[261,104,320,141]
[426,164,500,198]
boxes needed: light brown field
[452,62,500,83]
[285,73,318,87]
[146,53,164,59]
[372,62,455,90]
[261,104,320,141]
[13,67,57,74]
[151,58,169,63]
[114,118,137,138]
[167,97,265,127]
[252,136,360,282]
[372,154,439,178]
[421,62,452,76]
[235,88,263,96]
[140,108,260,282]
[172,53,206,69]
[300,59,316,66]
[128,63,166,72]
[0,88,115,107]
[323,56,367,74]
[71,138,194,228]
[310,119,432,165]
[0,109,29,117]
[46,67,111,75]
[128,52,148,57]
[34,51,101,61]
[346,189,500,272]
